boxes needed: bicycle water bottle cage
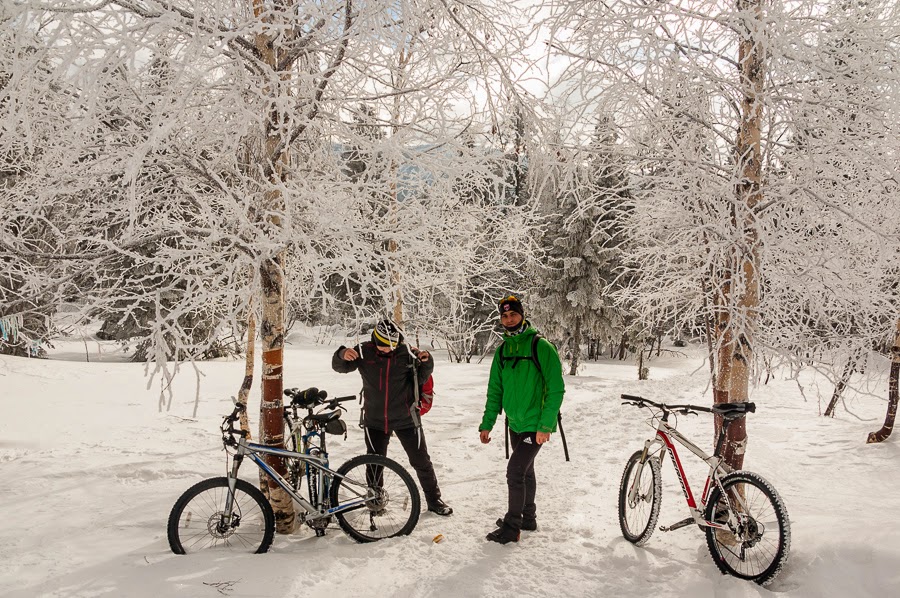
[711,402,756,419]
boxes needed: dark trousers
[365,426,441,504]
[504,430,542,530]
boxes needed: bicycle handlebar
[320,395,356,412]
[221,402,249,447]
[330,395,357,404]
[225,401,246,421]
[222,390,357,447]
[621,394,707,413]
[621,394,756,418]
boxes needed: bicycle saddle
[711,402,756,419]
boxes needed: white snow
[1,330,898,598]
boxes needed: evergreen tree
[532,116,630,375]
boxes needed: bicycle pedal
[660,516,694,532]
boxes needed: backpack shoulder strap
[530,333,544,377]
[529,333,569,461]
[500,333,549,376]
[497,339,513,367]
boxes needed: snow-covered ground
[1,328,898,598]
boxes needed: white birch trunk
[713,0,765,471]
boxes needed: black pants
[365,426,441,504]
[504,430,542,530]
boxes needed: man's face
[375,343,394,353]
[500,310,523,328]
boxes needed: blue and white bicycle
[167,387,420,553]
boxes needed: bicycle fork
[626,438,664,510]
[218,452,246,533]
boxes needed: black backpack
[500,333,570,461]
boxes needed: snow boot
[427,498,453,516]
[497,517,536,531]
[486,523,520,545]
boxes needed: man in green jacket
[479,295,565,544]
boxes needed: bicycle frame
[221,436,371,525]
[634,417,733,531]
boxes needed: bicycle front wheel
[618,449,662,546]
[704,471,790,585]
[167,477,275,554]
[330,454,420,543]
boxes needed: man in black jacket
[332,319,453,516]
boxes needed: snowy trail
[1,337,898,597]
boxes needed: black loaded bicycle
[167,387,420,553]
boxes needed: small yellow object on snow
[432,534,444,544]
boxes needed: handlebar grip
[621,394,644,402]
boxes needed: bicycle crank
[306,515,332,537]
[660,516,694,532]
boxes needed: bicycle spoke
[332,454,420,542]
[618,451,661,546]
[705,473,789,584]
[168,478,275,554]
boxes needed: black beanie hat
[372,319,403,348]
[498,295,525,317]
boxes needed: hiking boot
[486,523,520,545]
[496,517,536,531]
[427,498,453,516]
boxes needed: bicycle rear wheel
[167,477,275,554]
[330,454,420,543]
[618,449,662,546]
[283,419,302,491]
[704,471,790,585]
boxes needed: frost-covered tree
[0,5,68,357]
[3,0,538,528]
[545,0,900,462]
[423,126,533,362]
[531,116,631,375]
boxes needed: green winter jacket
[479,325,565,434]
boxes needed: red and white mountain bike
[618,394,790,586]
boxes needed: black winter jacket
[332,341,434,433]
